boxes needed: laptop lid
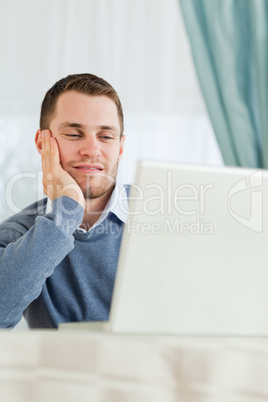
[109,160,268,335]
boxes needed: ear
[118,135,126,161]
[35,129,42,155]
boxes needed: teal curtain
[179,0,268,168]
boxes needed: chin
[81,180,115,200]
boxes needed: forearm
[0,196,84,328]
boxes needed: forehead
[51,91,120,128]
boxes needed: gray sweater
[0,192,128,329]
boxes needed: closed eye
[98,131,116,140]
[100,136,113,140]
[64,134,81,138]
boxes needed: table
[1,330,268,401]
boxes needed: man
[0,73,128,328]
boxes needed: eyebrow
[58,122,86,130]
[58,122,119,134]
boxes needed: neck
[80,186,114,230]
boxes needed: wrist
[61,188,85,210]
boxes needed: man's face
[48,91,125,200]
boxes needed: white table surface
[1,330,268,401]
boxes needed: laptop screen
[110,161,268,335]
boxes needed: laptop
[60,160,268,335]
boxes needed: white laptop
[60,160,268,336]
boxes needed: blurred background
[0,0,223,223]
[2,0,267,330]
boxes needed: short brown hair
[40,73,124,136]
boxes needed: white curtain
[0,0,223,223]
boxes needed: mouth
[73,164,104,174]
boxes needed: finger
[45,130,54,165]
[41,130,47,173]
[42,130,54,183]
[49,136,61,169]
[41,131,55,196]
[41,131,48,194]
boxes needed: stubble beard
[67,159,120,200]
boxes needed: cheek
[56,140,78,164]
[105,143,122,161]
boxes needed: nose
[79,136,101,159]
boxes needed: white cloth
[1,331,268,401]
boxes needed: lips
[73,164,104,174]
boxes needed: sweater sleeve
[0,196,84,328]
